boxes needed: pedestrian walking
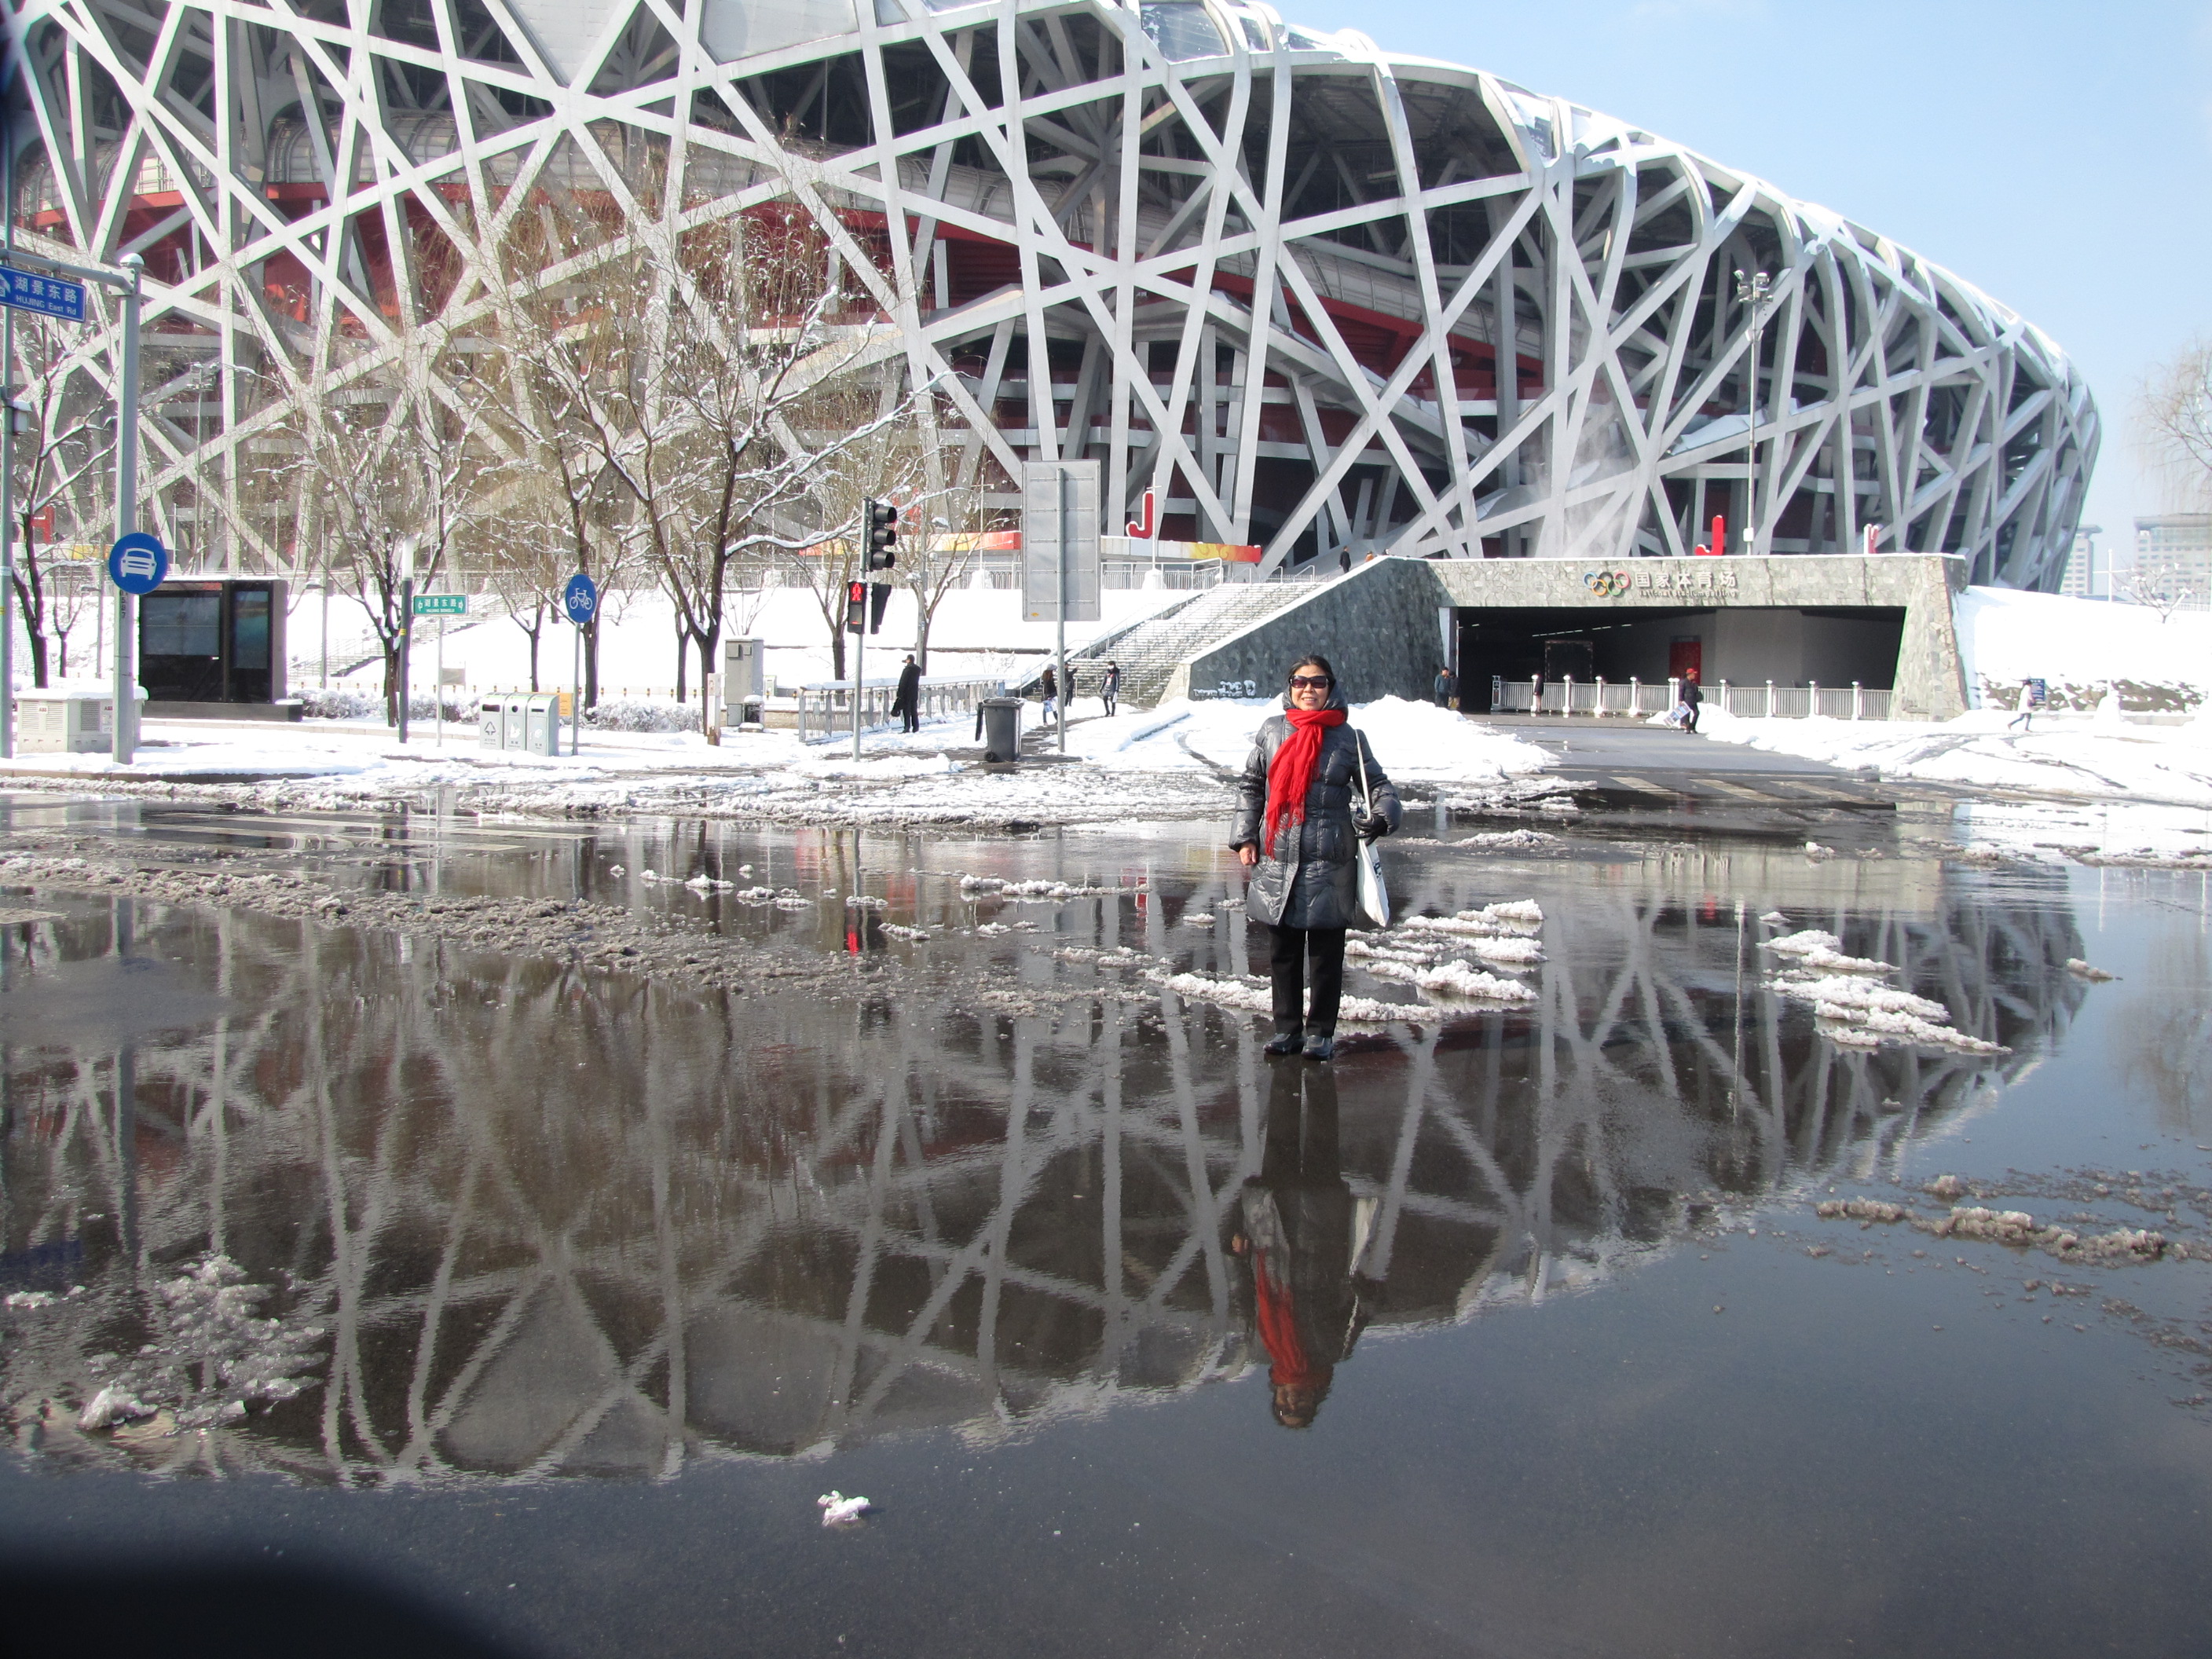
[1101,659,1120,717]
[2008,676,2045,732]
[1038,663,1058,723]
[1679,668,1702,733]
[1230,654,1401,1062]
[1432,665,1456,709]
[1228,1062,1380,1430]
[892,654,922,734]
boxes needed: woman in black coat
[1229,654,1401,1060]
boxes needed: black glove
[1353,813,1388,842]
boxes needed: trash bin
[502,695,528,751]
[522,693,563,756]
[976,696,1022,764]
[478,697,505,750]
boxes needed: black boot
[1264,1025,1304,1057]
[1302,1031,1336,1061]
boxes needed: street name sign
[0,266,86,323]
[412,593,467,617]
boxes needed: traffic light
[864,497,898,571]
[868,581,892,633]
[844,579,866,632]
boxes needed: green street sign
[411,593,467,617]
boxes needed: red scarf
[1252,1251,1317,1388]
[1262,707,1346,853]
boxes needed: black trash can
[976,696,1023,763]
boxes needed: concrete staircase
[1065,582,1317,708]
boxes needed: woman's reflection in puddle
[1230,1059,1385,1429]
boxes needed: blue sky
[1295,0,2208,562]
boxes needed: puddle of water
[2,805,2210,1656]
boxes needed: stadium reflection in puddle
[0,830,2085,1479]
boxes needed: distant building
[2131,517,2212,612]
[2060,527,2107,598]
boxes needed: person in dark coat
[1229,654,1401,1060]
[1679,667,1702,733]
[1038,663,1058,723]
[892,654,922,733]
[1228,1062,1379,1429]
[1101,660,1120,717]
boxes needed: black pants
[1270,925,1346,1039]
[1683,702,1699,732]
[900,705,919,733]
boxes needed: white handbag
[1350,731,1392,930]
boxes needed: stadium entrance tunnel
[1163,555,1971,720]
[1454,606,1906,712]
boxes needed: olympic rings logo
[1584,569,1634,598]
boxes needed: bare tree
[901,464,1013,671]
[536,207,921,736]
[5,312,117,686]
[281,365,490,723]
[2141,342,2212,507]
[2118,566,2196,624]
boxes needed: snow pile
[586,696,701,734]
[1761,932,2007,1056]
[75,1255,326,1434]
[1156,969,1415,1028]
[1695,705,2212,808]
[1456,830,1561,851]
[1063,695,1552,784]
[1355,957,1536,1002]
[1399,900,1544,940]
[961,876,1133,900]
[1958,587,2212,711]
[1761,928,1895,976]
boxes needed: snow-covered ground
[1694,705,2212,808]
[0,694,1555,828]
[1957,587,2212,709]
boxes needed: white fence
[1491,676,1894,721]
[795,675,1004,742]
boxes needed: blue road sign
[0,266,86,323]
[563,571,599,625]
[106,532,169,595]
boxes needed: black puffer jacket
[1229,687,1401,928]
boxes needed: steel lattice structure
[8,0,2095,584]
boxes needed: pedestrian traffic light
[864,498,898,570]
[845,579,866,632]
[868,580,892,634]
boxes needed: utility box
[502,695,528,751]
[15,689,115,753]
[522,693,563,756]
[478,697,506,749]
[723,637,765,726]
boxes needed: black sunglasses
[1287,674,1332,689]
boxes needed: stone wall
[1166,558,1448,705]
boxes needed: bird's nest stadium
[7,0,2096,583]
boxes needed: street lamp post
[1734,269,1772,558]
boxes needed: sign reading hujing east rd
[0,267,86,322]
[411,593,467,617]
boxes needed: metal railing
[794,674,1003,742]
[1490,677,1893,720]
